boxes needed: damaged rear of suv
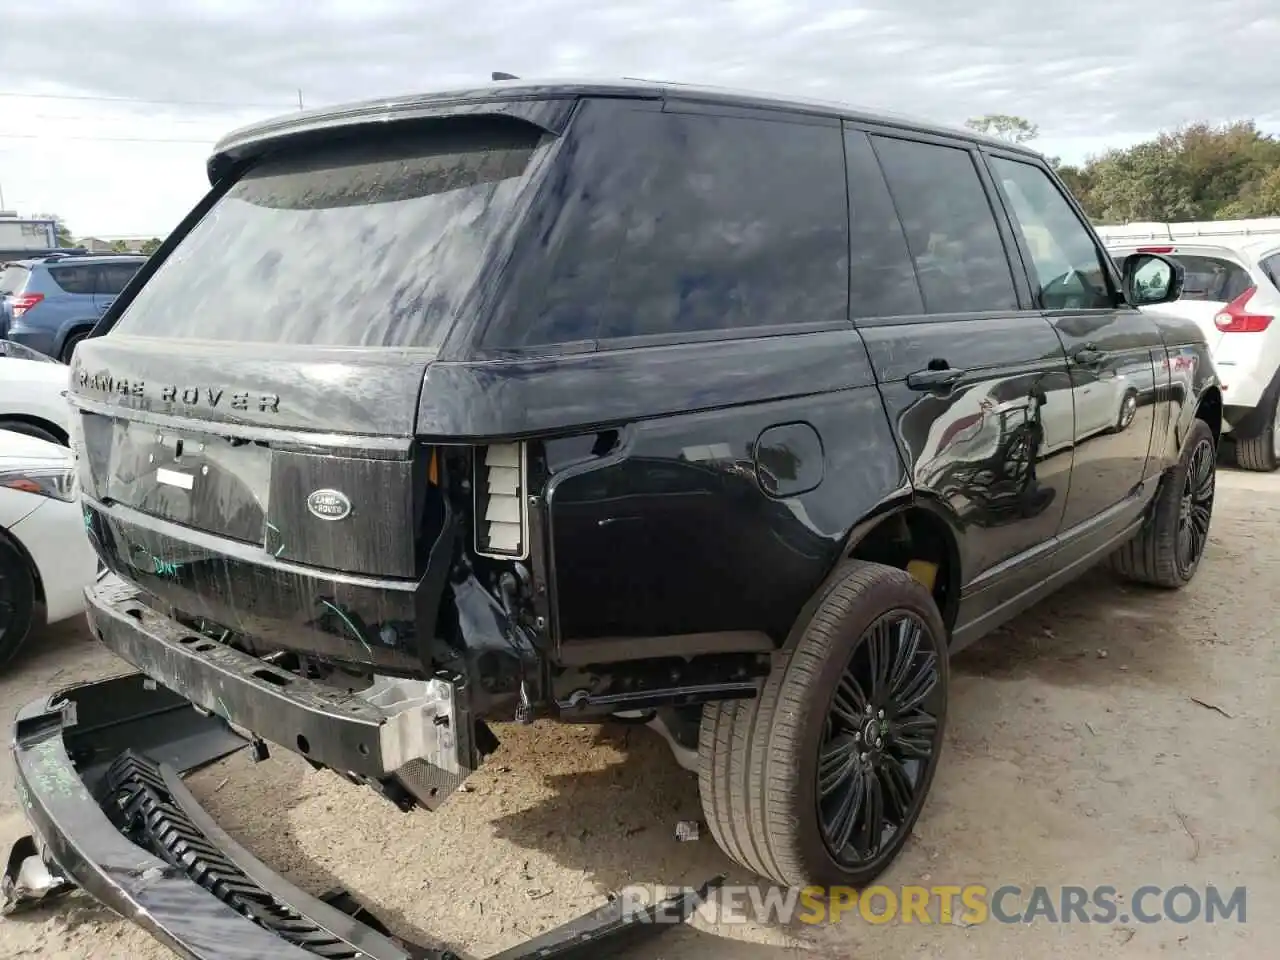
[10,78,1220,956]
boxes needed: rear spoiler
[206,89,580,185]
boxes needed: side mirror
[1121,252,1184,307]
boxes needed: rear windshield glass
[0,266,28,295]
[1111,252,1251,303]
[112,121,544,348]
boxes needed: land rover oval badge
[306,489,351,521]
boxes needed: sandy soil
[1,469,1277,959]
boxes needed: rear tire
[0,537,37,671]
[698,561,948,887]
[1234,386,1280,472]
[1110,418,1216,588]
[59,330,90,365]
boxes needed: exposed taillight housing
[474,442,528,559]
[1214,287,1273,333]
[10,293,44,318]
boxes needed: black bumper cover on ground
[3,673,719,960]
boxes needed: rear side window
[843,130,925,318]
[49,264,96,294]
[0,266,28,295]
[1261,253,1280,290]
[111,121,545,348]
[487,104,849,348]
[96,262,141,295]
[1171,255,1253,303]
[870,136,1018,315]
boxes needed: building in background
[0,213,72,260]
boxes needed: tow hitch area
[3,673,721,960]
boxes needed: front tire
[1110,418,1216,587]
[0,537,37,671]
[698,561,948,887]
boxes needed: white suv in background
[1098,219,1280,471]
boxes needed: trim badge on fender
[306,489,352,521]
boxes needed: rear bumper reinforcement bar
[4,673,721,959]
[82,578,473,782]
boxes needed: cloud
[2,0,1278,232]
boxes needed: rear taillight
[10,293,43,317]
[1137,245,1176,254]
[474,442,528,559]
[1214,287,1273,333]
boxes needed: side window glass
[48,265,96,295]
[98,263,139,295]
[870,135,1018,315]
[1258,253,1280,292]
[489,105,849,347]
[988,156,1113,311]
[843,130,924,318]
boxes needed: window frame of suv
[836,120,1040,329]
[468,97,858,360]
[976,145,1125,314]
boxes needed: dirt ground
[1,469,1277,960]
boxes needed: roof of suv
[5,254,147,269]
[210,77,1041,179]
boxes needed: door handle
[1072,345,1106,366]
[907,367,965,391]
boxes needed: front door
[985,153,1163,537]
[847,129,1074,631]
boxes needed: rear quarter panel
[526,330,909,650]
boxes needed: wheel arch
[1196,384,1223,445]
[0,414,69,446]
[788,495,964,648]
[55,320,97,361]
[0,524,45,609]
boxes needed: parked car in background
[0,253,145,363]
[0,429,101,669]
[1098,219,1280,471]
[0,340,70,444]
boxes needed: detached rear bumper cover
[5,673,719,960]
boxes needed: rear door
[92,261,141,317]
[984,151,1163,538]
[847,127,1074,637]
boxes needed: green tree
[32,212,74,246]
[109,239,130,253]
[1079,121,1280,223]
[139,237,163,256]
[965,114,1039,144]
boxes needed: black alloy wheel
[816,610,945,869]
[1176,435,1215,576]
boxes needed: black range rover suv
[64,80,1218,890]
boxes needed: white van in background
[1097,218,1280,471]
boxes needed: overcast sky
[2,0,1278,238]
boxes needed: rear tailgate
[70,117,551,669]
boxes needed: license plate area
[79,412,272,545]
